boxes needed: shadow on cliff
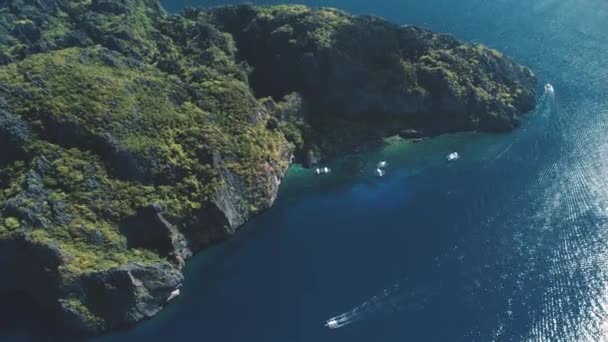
[0,291,83,341]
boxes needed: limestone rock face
[59,262,183,333]
[119,204,191,266]
[0,234,65,327]
[0,0,535,334]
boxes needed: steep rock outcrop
[119,204,191,265]
[0,234,65,313]
[59,262,183,333]
[0,94,30,167]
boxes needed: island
[0,0,536,334]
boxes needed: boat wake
[541,83,555,104]
[324,282,432,329]
[485,82,556,165]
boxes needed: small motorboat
[166,288,181,302]
[376,168,386,177]
[377,161,388,168]
[315,166,331,175]
[544,83,554,94]
[447,152,460,161]
[326,319,340,329]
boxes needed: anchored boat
[447,152,460,161]
[315,167,331,175]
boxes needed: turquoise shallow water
[4,0,608,341]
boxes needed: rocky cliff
[0,0,536,334]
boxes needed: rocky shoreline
[0,0,535,334]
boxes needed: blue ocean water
[3,0,608,341]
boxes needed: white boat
[166,288,181,302]
[544,83,554,94]
[315,167,331,175]
[447,152,460,161]
[377,161,388,168]
[376,168,386,177]
[326,319,340,329]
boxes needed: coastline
[0,1,535,334]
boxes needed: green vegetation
[254,6,352,47]
[0,2,292,322]
[65,295,104,326]
[0,42,289,275]
[0,0,535,332]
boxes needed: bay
[4,0,608,340]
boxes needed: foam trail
[487,82,555,165]
[534,83,555,117]
[541,83,555,110]
[488,141,515,164]
[325,285,398,329]
[324,283,430,329]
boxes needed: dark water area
[4,0,608,341]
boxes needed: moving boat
[325,319,340,329]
